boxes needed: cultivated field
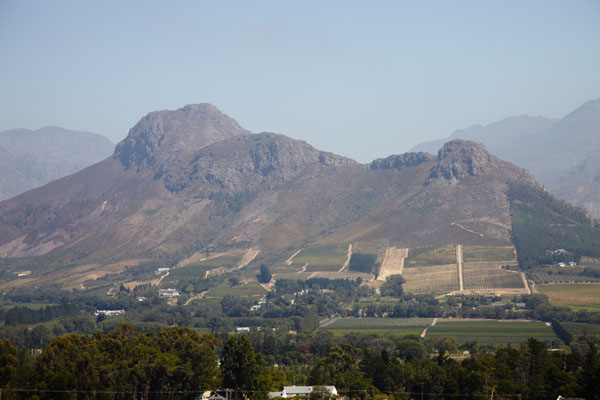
[426,320,557,345]
[404,246,456,268]
[463,261,526,292]
[308,271,372,280]
[529,273,600,284]
[205,281,268,297]
[378,247,407,280]
[323,317,432,336]
[462,246,516,263]
[536,283,600,311]
[290,245,348,271]
[563,322,600,340]
[402,264,459,296]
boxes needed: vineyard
[308,271,372,280]
[402,264,459,296]
[326,317,433,329]
[536,283,600,311]
[426,320,558,345]
[563,322,600,340]
[463,261,526,291]
[529,273,600,284]
[324,317,433,335]
[404,246,456,268]
[377,247,407,280]
[462,246,516,262]
[290,245,348,271]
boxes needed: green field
[426,320,557,345]
[186,254,243,269]
[563,322,600,340]
[273,272,313,281]
[405,246,456,267]
[536,283,600,311]
[323,317,432,336]
[291,245,348,271]
[205,282,268,297]
[462,246,516,262]
[168,255,244,280]
[1,302,58,310]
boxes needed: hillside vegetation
[508,182,600,267]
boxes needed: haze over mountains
[4,103,595,289]
[412,98,600,217]
[0,126,114,201]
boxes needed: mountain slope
[1,104,597,288]
[411,98,600,217]
[0,126,114,201]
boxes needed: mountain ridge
[0,126,114,201]
[0,104,594,289]
[411,98,600,217]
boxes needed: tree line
[1,324,600,400]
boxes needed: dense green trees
[349,253,378,274]
[508,182,600,267]
[257,265,272,284]
[221,335,270,400]
[380,275,405,297]
[0,326,598,399]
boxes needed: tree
[0,339,18,388]
[349,253,378,273]
[221,335,269,400]
[380,275,405,297]
[257,264,272,284]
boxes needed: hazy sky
[1,1,599,162]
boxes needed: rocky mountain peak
[428,140,500,183]
[113,104,250,170]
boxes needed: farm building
[269,385,338,398]
[95,309,125,316]
[159,288,180,298]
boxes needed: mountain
[1,104,598,288]
[411,98,600,217]
[0,126,114,201]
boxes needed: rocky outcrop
[162,133,356,192]
[369,152,435,171]
[428,140,536,185]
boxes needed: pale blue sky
[1,1,599,162]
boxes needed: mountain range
[0,104,598,288]
[412,98,600,217]
[0,126,114,201]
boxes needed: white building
[159,288,180,298]
[236,327,250,332]
[95,309,125,316]
[269,385,338,398]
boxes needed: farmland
[205,281,268,298]
[402,264,459,296]
[323,317,432,336]
[377,247,407,280]
[426,320,558,346]
[404,246,456,268]
[536,283,600,311]
[462,246,516,262]
[529,273,600,284]
[563,322,600,340]
[462,261,526,291]
[307,271,371,280]
[289,245,348,271]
